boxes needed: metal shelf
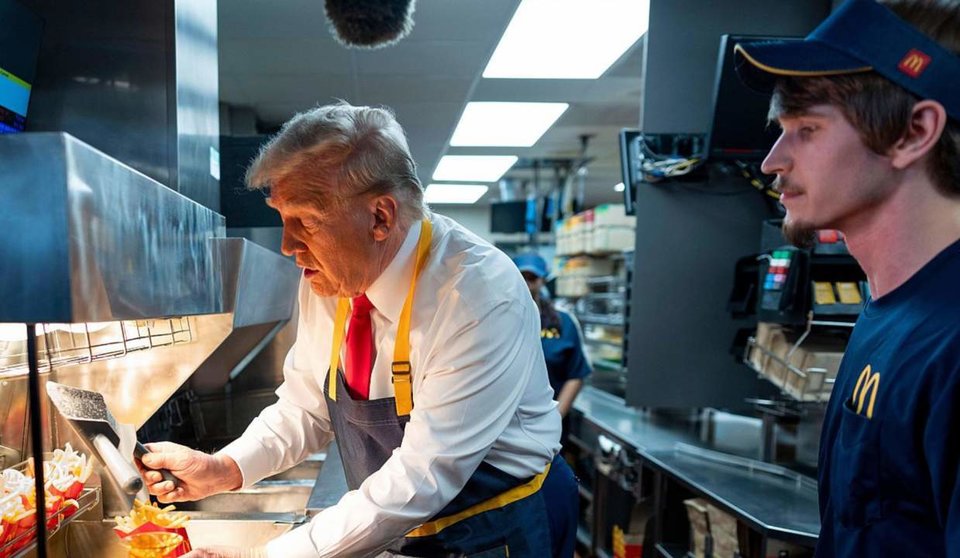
[558,251,628,259]
[578,484,594,503]
[0,318,194,378]
[576,525,592,549]
[655,543,692,558]
[743,337,834,403]
[592,359,624,373]
[580,292,626,301]
[587,276,628,286]
[584,338,624,349]
[578,315,625,327]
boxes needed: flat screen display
[706,34,799,161]
[490,200,527,234]
[490,199,555,234]
[0,0,43,134]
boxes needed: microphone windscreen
[325,0,417,49]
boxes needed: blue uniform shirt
[541,309,593,397]
[817,238,960,557]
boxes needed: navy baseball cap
[735,0,960,121]
[513,252,548,279]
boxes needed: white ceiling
[218,0,645,207]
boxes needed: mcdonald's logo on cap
[898,48,931,78]
[851,365,881,419]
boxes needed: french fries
[0,444,91,555]
[114,499,192,557]
[114,499,190,533]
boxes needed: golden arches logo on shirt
[850,364,881,419]
[541,328,560,339]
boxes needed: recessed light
[483,0,650,79]
[451,102,569,147]
[432,155,518,182]
[424,183,489,204]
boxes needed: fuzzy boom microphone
[325,0,417,49]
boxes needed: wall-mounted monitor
[706,34,800,161]
[0,0,43,134]
[619,129,641,216]
[490,200,528,233]
[491,199,555,234]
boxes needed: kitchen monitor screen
[706,34,798,161]
[0,0,43,133]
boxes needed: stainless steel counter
[573,386,820,544]
[573,387,703,452]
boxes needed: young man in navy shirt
[735,1,960,555]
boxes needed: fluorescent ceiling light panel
[451,102,569,147]
[483,0,649,79]
[433,155,518,182]
[424,184,489,204]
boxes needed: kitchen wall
[431,205,493,243]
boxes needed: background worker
[513,252,592,420]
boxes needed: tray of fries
[114,499,192,558]
[0,444,100,558]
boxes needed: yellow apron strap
[393,219,433,416]
[327,219,432,411]
[407,463,552,538]
[327,298,351,402]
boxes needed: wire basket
[0,456,101,558]
[743,336,835,402]
[0,318,193,378]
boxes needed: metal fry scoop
[46,381,144,494]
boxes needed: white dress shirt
[219,213,562,557]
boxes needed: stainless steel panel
[23,0,174,187]
[0,315,233,440]
[187,238,299,393]
[0,133,226,323]
[176,480,313,514]
[51,315,233,428]
[216,238,300,328]
[174,0,220,211]
[224,313,297,393]
[23,0,221,210]
[574,387,820,543]
[644,447,820,542]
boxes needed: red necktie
[344,294,375,400]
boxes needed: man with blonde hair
[736,0,960,555]
[140,102,578,557]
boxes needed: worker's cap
[513,252,548,279]
[734,0,960,121]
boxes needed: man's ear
[370,194,399,241]
[889,100,947,170]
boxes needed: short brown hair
[246,102,426,224]
[770,0,960,197]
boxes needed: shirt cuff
[265,524,318,558]
[216,436,275,489]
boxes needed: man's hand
[182,547,265,558]
[137,442,243,503]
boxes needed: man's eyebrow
[778,106,834,120]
